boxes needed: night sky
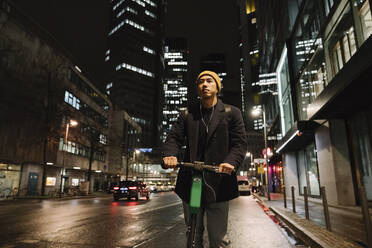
[15,0,110,87]
[15,0,241,94]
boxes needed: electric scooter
[178,161,220,248]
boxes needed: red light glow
[129,186,137,190]
[113,186,119,190]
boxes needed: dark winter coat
[162,99,247,203]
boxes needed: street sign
[257,166,265,174]
[254,158,266,164]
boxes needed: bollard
[283,186,287,208]
[321,186,331,231]
[359,186,372,248]
[304,186,309,220]
[291,186,296,213]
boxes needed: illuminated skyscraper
[106,0,166,147]
[161,38,188,142]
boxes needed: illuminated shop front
[0,163,21,198]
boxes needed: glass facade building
[106,0,165,148]
[161,38,188,142]
[257,0,372,216]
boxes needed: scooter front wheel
[187,213,197,248]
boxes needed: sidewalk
[0,191,111,204]
[254,193,369,247]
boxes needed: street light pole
[60,120,78,197]
[262,105,271,201]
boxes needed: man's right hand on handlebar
[163,156,178,168]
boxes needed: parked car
[148,182,157,193]
[237,176,251,195]
[113,181,150,201]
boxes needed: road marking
[20,239,39,244]
[134,201,182,215]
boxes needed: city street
[0,193,293,248]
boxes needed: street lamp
[252,105,271,200]
[60,119,78,197]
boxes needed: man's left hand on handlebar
[218,163,234,175]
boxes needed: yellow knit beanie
[196,70,221,93]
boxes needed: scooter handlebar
[178,161,220,173]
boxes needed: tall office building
[200,53,227,93]
[106,0,166,148]
[237,0,259,130]
[161,38,188,142]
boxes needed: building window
[113,0,125,10]
[297,40,328,120]
[99,134,107,145]
[132,0,145,7]
[277,47,294,135]
[297,143,320,197]
[64,91,80,110]
[323,0,335,16]
[353,0,372,43]
[145,10,156,19]
[117,6,138,18]
[143,46,155,54]
[115,62,155,78]
[143,0,157,7]
[67,69,110,111]
[327,3,356,79]
[348,108,372,200]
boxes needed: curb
[0,194,112,203]
[253,194,362,248]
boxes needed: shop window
[296,143,321,196]
[71,179,79,186]
[0,167,20,199]
[353,0,372,43]
[277,47,294,135]
[327,3,356,78]
[349,108,372,200]
[46,177,56,186]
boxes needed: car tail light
[129,186,137,190]
[113,186,119,190]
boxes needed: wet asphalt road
[0,192,184,248]
[0,193,294,248]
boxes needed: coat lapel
[187,106,200,162]
[206,100,225,145]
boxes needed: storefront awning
[275,121,319,153]
[307,36,372,120]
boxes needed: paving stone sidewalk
[255,193,370,247]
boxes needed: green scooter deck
[189,174,202,214]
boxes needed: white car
[238,179,251,195]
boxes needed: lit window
[64,91,80,110]
[115,62,155,78]
[99,134,107,145]
[117,6,138,18]
[145,10,157,19]
[113,0,125,10]
[143,0,157,7]
[131,0,145,7]
[143,46,155,54]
